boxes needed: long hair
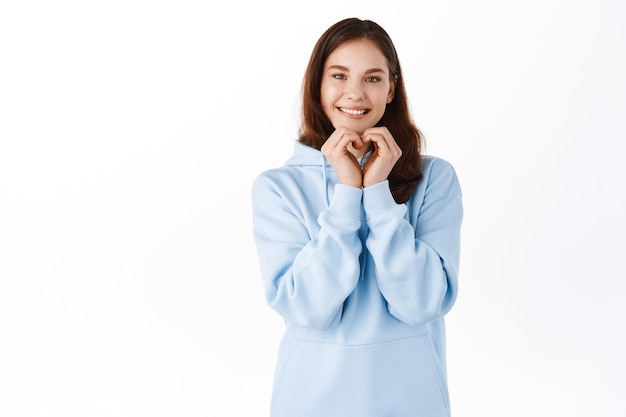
[298,18,423,204]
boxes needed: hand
[321,127,366,188]
[361,127,402,187]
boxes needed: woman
[251,17,463,417]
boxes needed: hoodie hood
[285,141,331,167]
[290,142,332,206]
[285,141,372,167]
[285,141,371,206]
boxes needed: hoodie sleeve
[363,158,463,326]
[252,174,363,330]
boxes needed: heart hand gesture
[321,126,401,189]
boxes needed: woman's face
[320,38,395,135]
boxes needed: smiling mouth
[339,107,368,115]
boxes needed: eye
[365,76,381,83]
[332,73,347,80]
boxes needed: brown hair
[298,17,423,204]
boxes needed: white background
[1,0,625,416]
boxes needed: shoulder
[252,166,297,194]
[419,155,462,198]
[422,155,457,176]
[254,166,288,182]
[251,164,314,204]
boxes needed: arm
[252,175,363,330]
[363,159,463,326]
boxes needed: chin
[344,121,375,134]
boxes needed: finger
[364,129,401,158]
[364,132,391,155]
[341,128,365,150]
[329,128,364,152]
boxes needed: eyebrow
[327,65,387,75]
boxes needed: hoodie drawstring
[321,154,330,207]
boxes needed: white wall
[1,1,624,415]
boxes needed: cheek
[320,83,335,104]
[321,91,339,117]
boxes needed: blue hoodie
[251,141,463,417]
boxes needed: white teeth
[340,108,367,115]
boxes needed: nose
[346,79,365,100]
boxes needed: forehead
[325,39,389,71]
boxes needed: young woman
[251,18,463,417]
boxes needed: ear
[387,76,397,103]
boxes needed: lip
[338,107,370,117]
